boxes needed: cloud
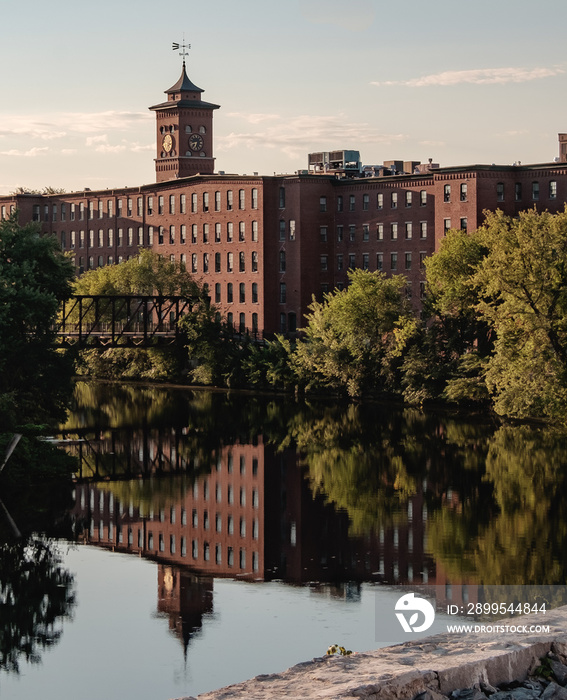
[0,147,49,157]
[372,66,565,87]
[0,111,152,142]
[85,134,152,154]
[216,113,405,159]
[300,0,375,31]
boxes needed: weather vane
[172,36,191,67]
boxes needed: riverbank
[177,606,567,700]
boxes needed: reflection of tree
[0,538,75,673]
[98,475,192,518]
[427,427,567,584]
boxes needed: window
[278,251,286,273]
[192,224,198,243]
[377,193,384,210]
[158,196,164,215]
[363,194,369,210]
[337,254,343,271]
[251,220,258,242]
[320,255,328,271]
[391,192,398,209]
[108,229,114,246]
[71,203,76,220]
[227,252,233,273]
[79,202,85,220]
[444,184,451,202]
[405,222,412,240]
[215,283,221,303]
[215,252,221,272]
[203,192,209,212]
[515,183,522,201]
[118,229,124,246]
[79,230,85,248]
[251,189,258,210]
[180,194,186,214]
[363,224,369,241]
[88,202,94,220]
[279,187,285,208]
[377,253,383,270]
[320,226,328,242]
[215,191,221,211]
[391,223,398,240]
[181,225,186,244]
[252,313,258,331]
[420,190,427,206]
[390,253,398,271]
[146,197,153,216]
[214,222,221,243]
[550,180,557,199]
[337,225,343,242]
[252,282,258,303]
[444,218,451,234]
[279,283,286,303]
[405,252,412,270]
[192,193,198,212]
[169,195,175,214]
[289,220,296,240]
[251,251,258,272]
[496,182,505,202]
[203,253,209,273]
[227,283,233,303]
[460,217,468,232]
[279,220,286,241]
[460,183,468,201]
[239,283,246,303]
[192,253,197,273]
[349,253,356,269]
[420,221,427,239]
[239,251,245,272]
[227,190,233,210]
[158,226,164,245]
[203,223,209,243]
[349,195,355,211]
[227,222,233,242]
[147,227,152,245]
[169,225,175,244]
[363,253,369,270]
[337,195,343,212]
[420,252,427,269]
[349,225,355,242]
[532,181,539,201]
[405,191,412,207]
[238,189,245,210]
[239,313,245,332]
[319,196,327,212]
[239,221,245,241]
[377,224,384,241]
[98,229,104,247]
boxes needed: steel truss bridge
[56,294,198,347]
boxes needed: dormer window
[185,125,192,134]
[199,126,206,134]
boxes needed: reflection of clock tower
[150,60,220,182]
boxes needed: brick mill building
[3,60,567,334]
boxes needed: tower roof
[166,62,203,94]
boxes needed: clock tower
[150,60,220,182]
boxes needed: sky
[1,0,567,194]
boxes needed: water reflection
[58,383,567,629]
[0,538,75,673]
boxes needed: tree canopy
[0,213,74,428]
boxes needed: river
[1,382,566,699]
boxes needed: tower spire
[172,37,191,69]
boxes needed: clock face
[162,134,173,153]
[189,133,204,152]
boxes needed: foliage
[77,347,182,381]
[73,248,200,297]
[293,270,417,397]
[0,213,75,428]
[473,209,567,421]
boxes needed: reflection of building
[3,59,567,333]
[71,434,439,587]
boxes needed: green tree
[474,209,567,420]
[73,248,200,296]
[293,269,417,397]
[0,213,74,428]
